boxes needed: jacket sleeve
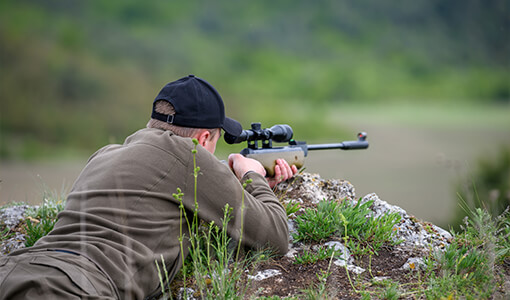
[181,145,289,255]
[239,171,289,254]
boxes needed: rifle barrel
[307,141,369,151]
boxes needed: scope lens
[224,132,239,144]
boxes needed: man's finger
[277,159,292,180]
[273,164,282,182]
[283,159,293,179]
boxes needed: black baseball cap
[151,75,242,138]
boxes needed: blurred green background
[1,0,509,227]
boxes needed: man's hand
[266,159,298,188]
[228,155,298,188]
[228,154,266,180]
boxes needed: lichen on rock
[0,205,31,255]
[275,172,356,205]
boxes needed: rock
[1,232,26,255]
[324,241,352,266]
[346,264,366,274]
[0,205,32,255]
[322,241,366,274]
[0,205,32,229]
[247,269,281,281]
[359,193,408,218]
[401,257,426,271]
[359,193,452,252]
[372,276,391,282]
[284,245,298,259]
[176,287,197,300]
[276,172,356,204]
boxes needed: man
[0,75,297,299]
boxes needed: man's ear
[196,130,211,147]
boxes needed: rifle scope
[224,123,293,145]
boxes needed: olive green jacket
[11,128,289,299]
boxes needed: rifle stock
[240,146,306,177]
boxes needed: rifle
[224,122,369,177]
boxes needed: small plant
[294,245,338,265]
[456,205,510,264]
[338,199,402,257]
[300,251,335,300]
[24,190,66,247]
[381,282,401,300]
[1,227,14,241]
[293,199,401,257]
[293,200,342,243]
[301,270,331,300]
[257,296,300,300]
[283,200,300,216]
[155,255,171,300]
[424,249,494,300]
[454,146,510,224]
[421,203,510,299]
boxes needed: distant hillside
[1,0,508,159]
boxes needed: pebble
[401,257,426,271]
[247,269,281,281]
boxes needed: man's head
[147,75,242,154]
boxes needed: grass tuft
[24,190,65,247]
[293,199,402,257]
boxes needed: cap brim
[222,117,242,138]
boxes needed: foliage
[1,0,509,159]
[293,199,401,257]
[381,282,401,300]
[424,246,493,298]
[24,191,66,247]
[294,245,338,265]
[282,200,300,217]
[453,146,510,228]
[341,200,402,257]
[300,269,333,300]
[454,206,510,265]
[429,206,507,299]
[425,243,494,299]
[293,200,343,243]
[337,203,509,299]
[1,227,14,242]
